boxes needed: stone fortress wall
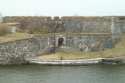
[0,34,112,64]
[0,16,125,64]
[0,36,48,64]
[2,16,112,33]
[3,16,125,34]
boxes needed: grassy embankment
[38,34,125,60]
[0,23,33,43]
[0,32,33,43]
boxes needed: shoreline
[27,58,124,65]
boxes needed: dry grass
[0,24,10,36]
[0,32,33,43]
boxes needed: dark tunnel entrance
[58,38,64,47]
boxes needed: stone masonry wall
[65,36,112,51]
[62,16,111,33]
[1,16,125,64]
[0,36,48,64]
[3,16,113,33]
[3,16,125,33]
[48,34,112,52]
[3,16,125,34]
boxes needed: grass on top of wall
[0,32,33,43]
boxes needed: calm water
[0,65,125,83]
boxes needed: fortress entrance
[58,38,64,47]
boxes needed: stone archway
[58,38,64,47]
[55,35,66,47]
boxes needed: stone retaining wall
[3,16,125,34]
[0,36,48,64]
[0,34,113,64]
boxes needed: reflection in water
[0,65,125,83]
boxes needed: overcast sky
[0,0,125,16]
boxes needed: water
[0,65,125,83]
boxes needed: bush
[0,24,10,36]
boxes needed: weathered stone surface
[0,34,113,64]
[0,36,48,64]
[3,16,112,33]
[1,16,125,64]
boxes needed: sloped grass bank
[0,32,33,43]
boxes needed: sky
[0,0,125,16]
